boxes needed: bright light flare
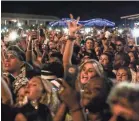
[55,29,60,32]
[132,28,139,37]
[97,30,101,35]
[85,28,90,33]
[22,34,27,37]
[63,28,68,34]
[118,29,123,34]
[17,22,22,27]
[49,27,52,31]
[9,31,18,41]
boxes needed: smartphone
[40,29,44,37]
[50,78,63,91]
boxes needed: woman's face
[85,39,93,50]
[17,87,27,105]
[99,54,109,68]
[81,78,105,107]
[128,52,135,63]
[116,69,129,82]
[48,41,55,50]
[95,47,101,56]
[80,63,97,84]
[26,77,44,101]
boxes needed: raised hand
[67,14,83,36]
[57,78,81,110]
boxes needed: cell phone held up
[50,78,63,91]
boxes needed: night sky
[2,1,139,25]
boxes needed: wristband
[70,106,83,113]
[68,36,76,41]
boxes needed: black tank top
[19,102,52,121]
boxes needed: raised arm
[63,14,82,70]
[26,38,32,63]
[58,78,86,121]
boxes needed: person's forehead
[101,54,108,58]
[117,69,127,73]
[116,41,123,44]
[6,53,15,56]
[115,54,122,59]
[29,77,41,83]
[83,62,94,68]
[86,40,93,43]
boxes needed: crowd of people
[1,14,139,121]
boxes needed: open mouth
[5,63,10,67]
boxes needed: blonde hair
[31,76,60,115]
[76,59,104,91]
[79,59,104,77]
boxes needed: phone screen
[51,80,61,91]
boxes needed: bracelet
[70,106,83,113]
[68,36,76,41]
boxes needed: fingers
[70,14,74,20]
[77,24,83,31]
[76,16,80,23]
[57,78,70,89]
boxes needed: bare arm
[63,39,75,69]
[63,14,82,70]
[1,78,13,106]
[53,103,67,121]
[58,77,86,121]
[26,39,32,63]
